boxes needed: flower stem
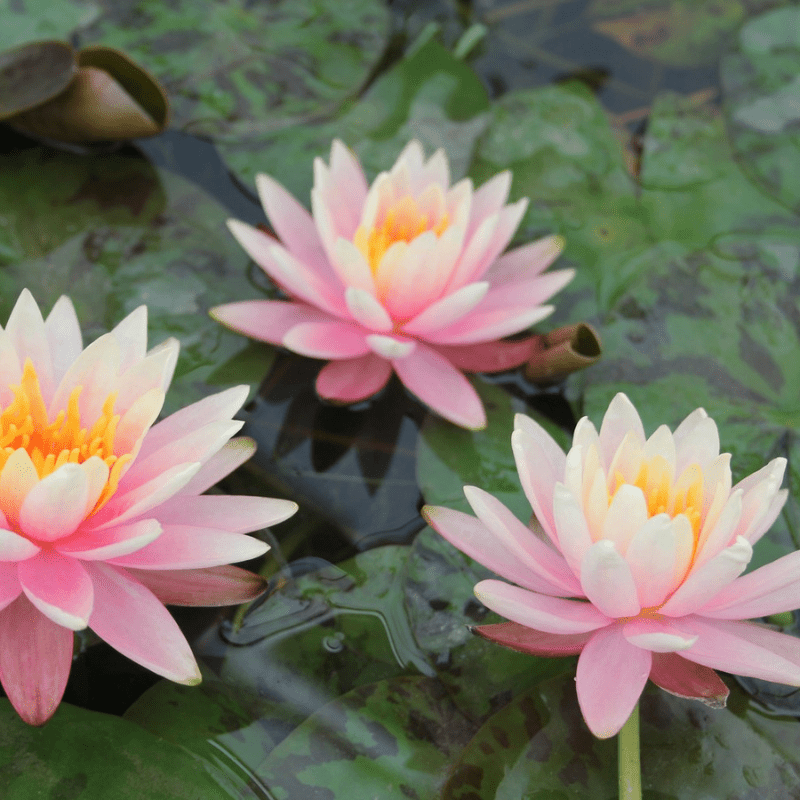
[618,702,642,800]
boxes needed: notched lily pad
[0,39,76,120]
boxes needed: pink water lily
[424,393,800,738]
[0,290,297,725]
[211,139,572,429]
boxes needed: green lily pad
[722,5,800,213]
[0,0,100,51]
[442,675,800,799]
[0,146,276,415]
[223,38,491,203]
[0,699,228,799]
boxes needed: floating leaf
[0,39,76,120]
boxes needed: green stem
[618,702,642,800]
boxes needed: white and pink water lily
[211,140,572,429]
[424,393,800,738]
[0,290,297,725]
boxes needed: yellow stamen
[353,194,450,274]
[612,456,704,543]
[0,360,131,516]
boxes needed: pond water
[2,0,800,797]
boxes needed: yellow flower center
[353,194,450,274]
[612,455,704,541]
[0,360,131,515]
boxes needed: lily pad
[0,699,228,799]
[0,0,100,50]
[722,5,800,213]
[0,145,275,414]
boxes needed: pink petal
[446,212,500,290]
[44,295,82,385]
[597,393,646,467]
[660,536,752,617]
[89,463,201,530]
[154,495,298,533]
[0,330,22,406]
[331,238,376,294]
[735,458,787,543]
[210,299,337,345]
[423,505,574,596]
[698,548,800,620]
[114,339,179,411]
[136,385,248,462]
[467,198,529,283]
[465,171,511,239]
[478,269,574,313]
[176,438,255,497]
[484,235,566,284]
[431,337,537,373]
[113,386,166,461]
[622,617,697,652]
[4,289,54,402]
[417,147,449,191]
[381,233,441,320]
[576,624,652,739]
[255,173,331,273]
[57,519,162,560]
[694,490,743,570]
[580,540,640,618]
[510,421,566,545]
[18,551,93,630]
[648,652,729,707]
[344,288,392,332]
[0,595,73,725]
[327,140,369,234]
[315,354,392,403]
[402,282,489,336]
[462,486,581,594]
[672,410,720,472]
[425,303,554,345]
[128,564,268,607]
[552,483,594,575]
[676,616,800,685]
[0,562,22,610]
[109,305,148,374]
[474,578,611,634]
[227,220,346,317]
[86,562,200,683]
[18,464,89,542]
[475,620,592,656]
[108,525,268,569]
[600,484,648,556]
[745,488,788,547]
[0,448,39,530]
[392,344,486,429]
[284,321,370,359]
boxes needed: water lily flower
[424,393,800,738]
[211,140,572,429]
[0,290,297,725]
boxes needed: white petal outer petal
[44,295,83,385]
[474,579,611,634]
[675,616,800,686]
[344,287,392,332]
[673,410,720,472]
[423,505,574,596]
[660,536,753,617]
[552,483,593,575]
[5,289,54,401]
[402,282,490,337]
[462,485,581,595]
[598,393,646,467]
[576,624,652,739]
[622,617,697,652]
[18,464,89,542]
[694,490,742,570]
[624,514,682,607]
[484,235,565,284]
[510,422,565,545]
[580,540,640,618]
[0,448,39,530]
[601,484,648,555]
[332,237,376,294]
[698,549,800,620]
[735,458,788,544]
[109,305,148,373]
[365,334,416,360]
[0,529,40,561]
[87,562,200,684]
